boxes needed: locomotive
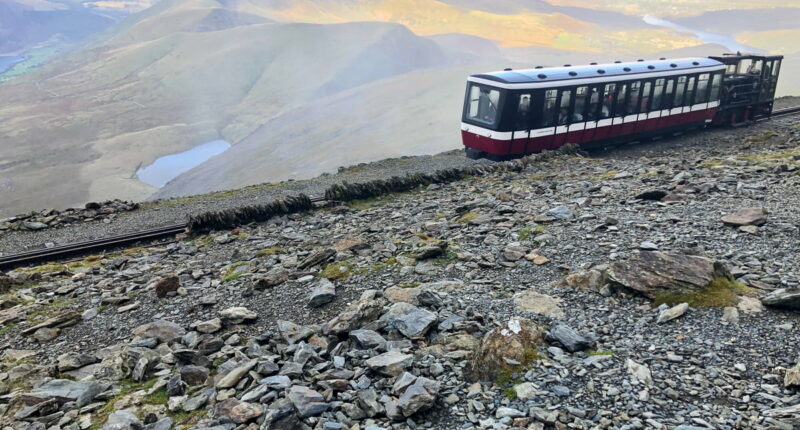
[461,54,783,160]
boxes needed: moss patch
[321,261,353,280]
[587,350,615,356]
[455,212,478,224]
[654,277,755,308]
[255,247,285,257]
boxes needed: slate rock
[761,289,800,310]
[131,320,185,344]
[379,302,437,338]
[349,329,386,350]
[607,251,731,299]
[721,208,767,226]
[287,386,328,418]
[308,279,336,308]
[547,324,594,352]
[214,398,263,423]
[218,307,257,324]
[22,379,105,407]
[657,303,690,324]
[154,276,180,298]
[397,376,440,417]
[366,351,413,377]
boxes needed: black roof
[471,57,725,85]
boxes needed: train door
[550,88,572,149]
[622,80,641,136]
[610,82,628,139]
[594,83,616,141]
[583,84,603,143]
[635,80,653,134]
[648,78,666,132]
[659,77,675,128]
[510,92,533,154]
[671,76,688,127]
[530,89,557,151]
[566,86,589,144]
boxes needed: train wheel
[464,147,487,160]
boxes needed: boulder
[564,269,606,290]
[761,289,800,310]
[366,351,413,377]
[396,377,440,417]
[214,398,263,423]
[547,324,594,352]
[513,290,564,318]
[785,361,800,388]
[467,319,545,381]
[131,320,185,343]
[287,386,328,418]
[277,320,315,344]
[378,302,437,338]
[154,276,180,298]
[255,269,289,289]
[607,251,731,299]
[657,303,689,324]
[324,290,388,335]
[308,279,336,308]
[721,208,767,226]
[57,352,99,372]
[22,379,105,407]
[219,307,258,324]
[349,329,386,350]
[216,359,257,388]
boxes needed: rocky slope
[1,118,800,430]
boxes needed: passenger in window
[572,111,584,122]
[558,108,569,125]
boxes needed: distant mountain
[0,13,454,214]
[0,0,114,54]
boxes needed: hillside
[0,17,453,216]
[1,117,799,429]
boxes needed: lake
[137,140,231,188]
[0,56,24,74]
[643,15,764,54]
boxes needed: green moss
[345,195,392,211]
[503,387,518,400]
[518,227,533,241]
[255,247,285,257]
[744,130,778,143]
[432,250,459,265]
[455,212,478,224]
[16,262,67,275]
[414,233,440,242]
[396,281,421,289]
[587,350,615,356]
[654,277,755,308]
[597,170,618,180]
[142,389,168,406]
[221,273,242,283]
[28,298,77,320]
[321,262,353,280]
[167,409,207,426]
[195,236,214,247]
[494,347,542,387]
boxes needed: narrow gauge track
[2,107,800,272]
[0,197,328,271]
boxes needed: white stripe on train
[461,101,719,141]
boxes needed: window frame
[463,83,505,129]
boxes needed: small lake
[137,140,231,188]
[643,15,764,53]
[0,56,24,74]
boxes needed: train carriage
[461,54,783,160]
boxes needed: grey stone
[379,302,437,338]
[349,329,386,350]
[366,351,413,377]
[396,376,440,417]
[547,324,593,352]
[308,279,336,308]
[657,303,689,324]
[57,352,99,372]
[131,320,185,344]
[218,307,257,324]
[277,320,314,344]
[761,289,800,310]
[287,386,328,418]
[22,380,105,407]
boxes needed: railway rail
[2,108,800,272]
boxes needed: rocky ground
[1,115,800,430]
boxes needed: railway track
[2,107,800,272]
[0,196,329,271]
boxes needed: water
[137,140,231,188]
[643,15,764,54]
[0,56,24,74]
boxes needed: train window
[540,89,558,128]
[673,76,687,107]
[640,81,652,112]
[601,84,615,118]
[627,81,641,114]
[663,79,675,108]
[587,86,601,120]
[467,84,501,126]
[685,76,697,105]
[773,59,781,76]
[695,73,710,103]
[651,79,665,110]
[615,84,628,117]
[737,59,752,75]
[709,72,722,101]
[751,60,764,75]
[726,64,737,74]
[574,86,588,122]
[557,89,572,125]
[516,93,532,129]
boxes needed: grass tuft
[255,247,285,257]
[321,261,353,280]
[456,212,478,224]
[654,277,755,308]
